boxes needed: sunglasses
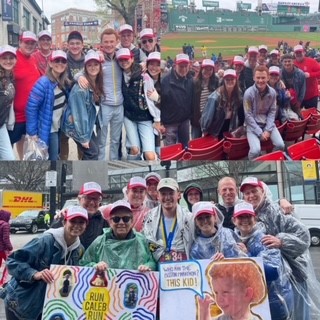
[83,195,101,203]
[111,216,132,223]
[53,58,67,64]
[142,39,153,45]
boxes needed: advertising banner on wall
[1,0,13,21]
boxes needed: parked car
[10,209,48,234]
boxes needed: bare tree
[0,162,50,191]
[95,0,138,27]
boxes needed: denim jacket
[62,83,102,144]
[2,229,84,320]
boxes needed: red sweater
[13,50,40,123]
[294,57,320,100]
[32,50,51,76]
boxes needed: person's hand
[279,198,294,214]
[78,76,89,89]
[261,235,282,248]
[304,72,310,78]
[81,142,90,149]
[138,265,152,272]
[33,269,54,283]
[97,50,105,63]
[237,242,248,253]
[260,131,271,141]
[285,89,291,98]
[54,208,67,220]
[29,135,38,141]
[153,122,162,134]
[147,89,159,102]
[211,252,224,261]
[196,293,216,320]
[96,261,108,272]
[140,62,147,72]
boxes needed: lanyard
[160,210,177,252]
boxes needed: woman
[143,51,164,155]
[188,201,244,260]
[200,69,244,140]
[240,176,320,320]
[80,200,156,271]
[26,50,70,160]
[0,45,16,160]
[183,183,203,211]
[191,59,219,139]
[232,55,246,93]
[232,201,294,320]
[268,66,299,122]
[62,50,103,160]
[0,209,13,285]
[2,206,88,320]
[116,48,156,160]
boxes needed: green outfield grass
[161,32,320,60]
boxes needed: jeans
[164,119,190,148]
[0,124,15,160]
[48,131,60,161]
[124,117,155,156]
[74,133,99,160]
[247,127,285,160]
[97,104,124,160]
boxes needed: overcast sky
[38,0,319,20]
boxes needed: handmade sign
[42,265,159,320]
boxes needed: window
[23,8,31,30]
[13,0,19,24]
[33,17,37,34]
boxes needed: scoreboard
[277,2,310,14]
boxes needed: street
[1,232,320,319]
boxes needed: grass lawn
[161,32,320,60]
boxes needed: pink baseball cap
[240,177,263,192]
[0,45,17,57]
[269,66,280,75]
[233,202,256,218]
[223,69,237,78]
[84,50,101,64]
[110,200,132,215]
[50,50,67,61]
[192,201,217,219]
[202,59,215,68]
[294,45,304,52]
[119,24,133,33]
[127,176,147,189]
[147,52,161,62]
[79,182,103,196]
[233,55,245,65]
[248,46,259,55]
[20,31,37,42]
[38,30,52,39]
[140,28,154,39]
[65,206,88,221]
[175,53,189,64]
[116,48,132,60]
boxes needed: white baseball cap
[119,24,133,33]
[116,48,132,60]
[20,31,37,42]
[140,28,154,39]
[0,45,17,57]
[175,53,189,64]
[65,206,88,221]
[127,176,147,189]
[192,201,218,219]
[157,178,179,191]
[50,50,67,61]
[147,52,161,62]
[258,45,268,52]
[294,45,304,52]
[202,59,215,68]
[270,49,279,56]
[38,30,52,39]
[248,46,259,55]
[233,202,256,218]
[240,177,263,192]
[223,69,237,78]
[79,182,102,196]
[84,50,101,64]
[233,55,245,65]
[110,200,132,215]
[269,66,280,75]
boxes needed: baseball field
[161,32,320,60]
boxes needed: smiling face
[175,62,189,77]
[195,213,217,237]
[38,36,52,52]
[242,185,265,209]
[147,60,161,78]
[141,37,155,53]
[118,57,134,72]
[201,66,214,79]
[218,178,238,207]
[159,188,180,215]
[19,40,37,56]
[120,30,134,48]
[126,187,146,208]
[79,192,102,215]
[233,214,256,236]
[213,277,252,317]
[67,39,83,58]
[187,189,201,206]
[0,53,17,72]
[253,70,269,92]
[109,209,133,239]
[64,217,87,239]
[282,58,294,72]
[85,60,101,78]
[49,58,68,77]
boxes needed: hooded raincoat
[183,183,203,212]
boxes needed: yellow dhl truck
[0,189,49,218]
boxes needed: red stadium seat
[188,135,219,149]
[282,118,309,143]
[160,143,186,161]
[223,133,249,160]
[254,150,287,161]
[183,139,225,160]
[287,138,320,160]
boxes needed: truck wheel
[310,230,320,246]
[30,224,38,234]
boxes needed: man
[97,28,124,160]
[257,44,268,66]
[217,176,295,230]
[9,31,40,159]
[267,49,281,67]
[139,28,160,62]
[143,178,192,263]
[144,172,161,209]
[243,46,259,89]
[243,65,285,160]
[281,53,306,118]
[33,30,52,75]
[293,44,320,110]
[161,53,194,147]
[60,31,85,160]
[117,24,141,63]
[52,182,108,249]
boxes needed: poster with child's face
[159,257,271,320]
[42,265,159,320]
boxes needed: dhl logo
[13,196,36,203]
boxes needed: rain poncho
[80,228,156,271]
[188,206,244,260]
[243,181,320,320]
[234,223,294,320]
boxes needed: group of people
[0,24,162,161]
[1,174,319,319]
[162,43,320,160]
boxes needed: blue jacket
[26,76,67,145]
[234,225,294,320]
[3,229,84,320]
[62,83,102,144]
